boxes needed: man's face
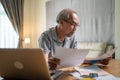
[62,13,79,37]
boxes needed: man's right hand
[48,57,60,70]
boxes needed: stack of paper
[95,75,120,80]
[74,65,109,76]
[69,65,120,80]
[96,48,116,60]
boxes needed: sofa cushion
[78,42,107,50]
[86,50,104,58]
[77,42,107,59]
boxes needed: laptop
[0,48,62,80]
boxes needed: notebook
[0,48,62,80]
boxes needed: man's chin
[66,32,74,37]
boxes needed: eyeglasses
[63,20,80,27]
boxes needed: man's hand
[48,57,60,70]
[84,56,112,65]
[100,56,112,65]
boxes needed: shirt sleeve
[38,33,51,54]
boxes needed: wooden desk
[2,59,120,80]
[56,59,120,80]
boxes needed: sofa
[77,42,114,59]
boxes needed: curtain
[0,0,24,48]
[46,0,114,44]
[72,0,114,44]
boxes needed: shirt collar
[51,26,70,43]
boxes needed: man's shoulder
[41,27,56,36]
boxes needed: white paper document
[69,71,82,79]
[96,48,116,60]
[95,75,120,80]
[74,65,109,76]
[87,48,116,61]
[70,72,120,80]
[69,65,119,79]
[54,46,89,68]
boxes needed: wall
[115,0,120,59]
[23,0,46,48]
[46,0,71,29]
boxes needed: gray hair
[56,8,77,23]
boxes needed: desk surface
[56,59,120,80]
[1,59,120,80]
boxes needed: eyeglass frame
[63,19,80,27]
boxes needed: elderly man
[38,8,111,70]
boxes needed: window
[0,3,18,48]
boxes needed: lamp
[24,37,30,48]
